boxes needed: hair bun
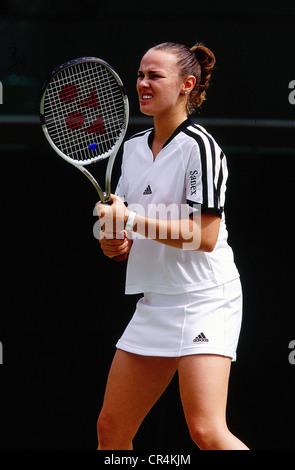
[191,44,216,71]
[189,43,216,108]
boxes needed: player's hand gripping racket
[40,57,129,261]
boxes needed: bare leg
[97,349,178,450]
[178,354,249,450]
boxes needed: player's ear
[182,75,196,94]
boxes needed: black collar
[147,117,193,150]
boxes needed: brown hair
[149,42,216,114]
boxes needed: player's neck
[152,112,187,156]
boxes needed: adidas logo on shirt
[143,185,152,195]
[193,332,209,343]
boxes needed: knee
[97,411,134,450]
[189,423,221,450]
[97,412,115,449]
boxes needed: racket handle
[101,198,127,261]
[113,253,127,262]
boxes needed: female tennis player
[96,42,249,450]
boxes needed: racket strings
[46,70,123,154]
[47,66,123,128]
[43,62,126,162]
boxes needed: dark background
[0,0,294,450]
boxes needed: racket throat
[71,151,116,203]
[101,193,112,204]
[79,167,111,203]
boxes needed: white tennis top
[116,118,239,295]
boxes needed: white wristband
[125,211,137,232]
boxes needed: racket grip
[113,253,127,262]
[101,198,127,261]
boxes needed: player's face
[137,50,186,118]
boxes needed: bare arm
[131,210,220,252]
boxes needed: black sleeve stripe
[184,125,227,213]
[216,151,224,208]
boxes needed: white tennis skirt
[116,278,243,361]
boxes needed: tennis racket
[40,57,129,261]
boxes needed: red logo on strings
[78,89,98,109]
[60,84,78,104]
[84,117,104,134]
[60,84,105,134]
[66,112,85,130]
